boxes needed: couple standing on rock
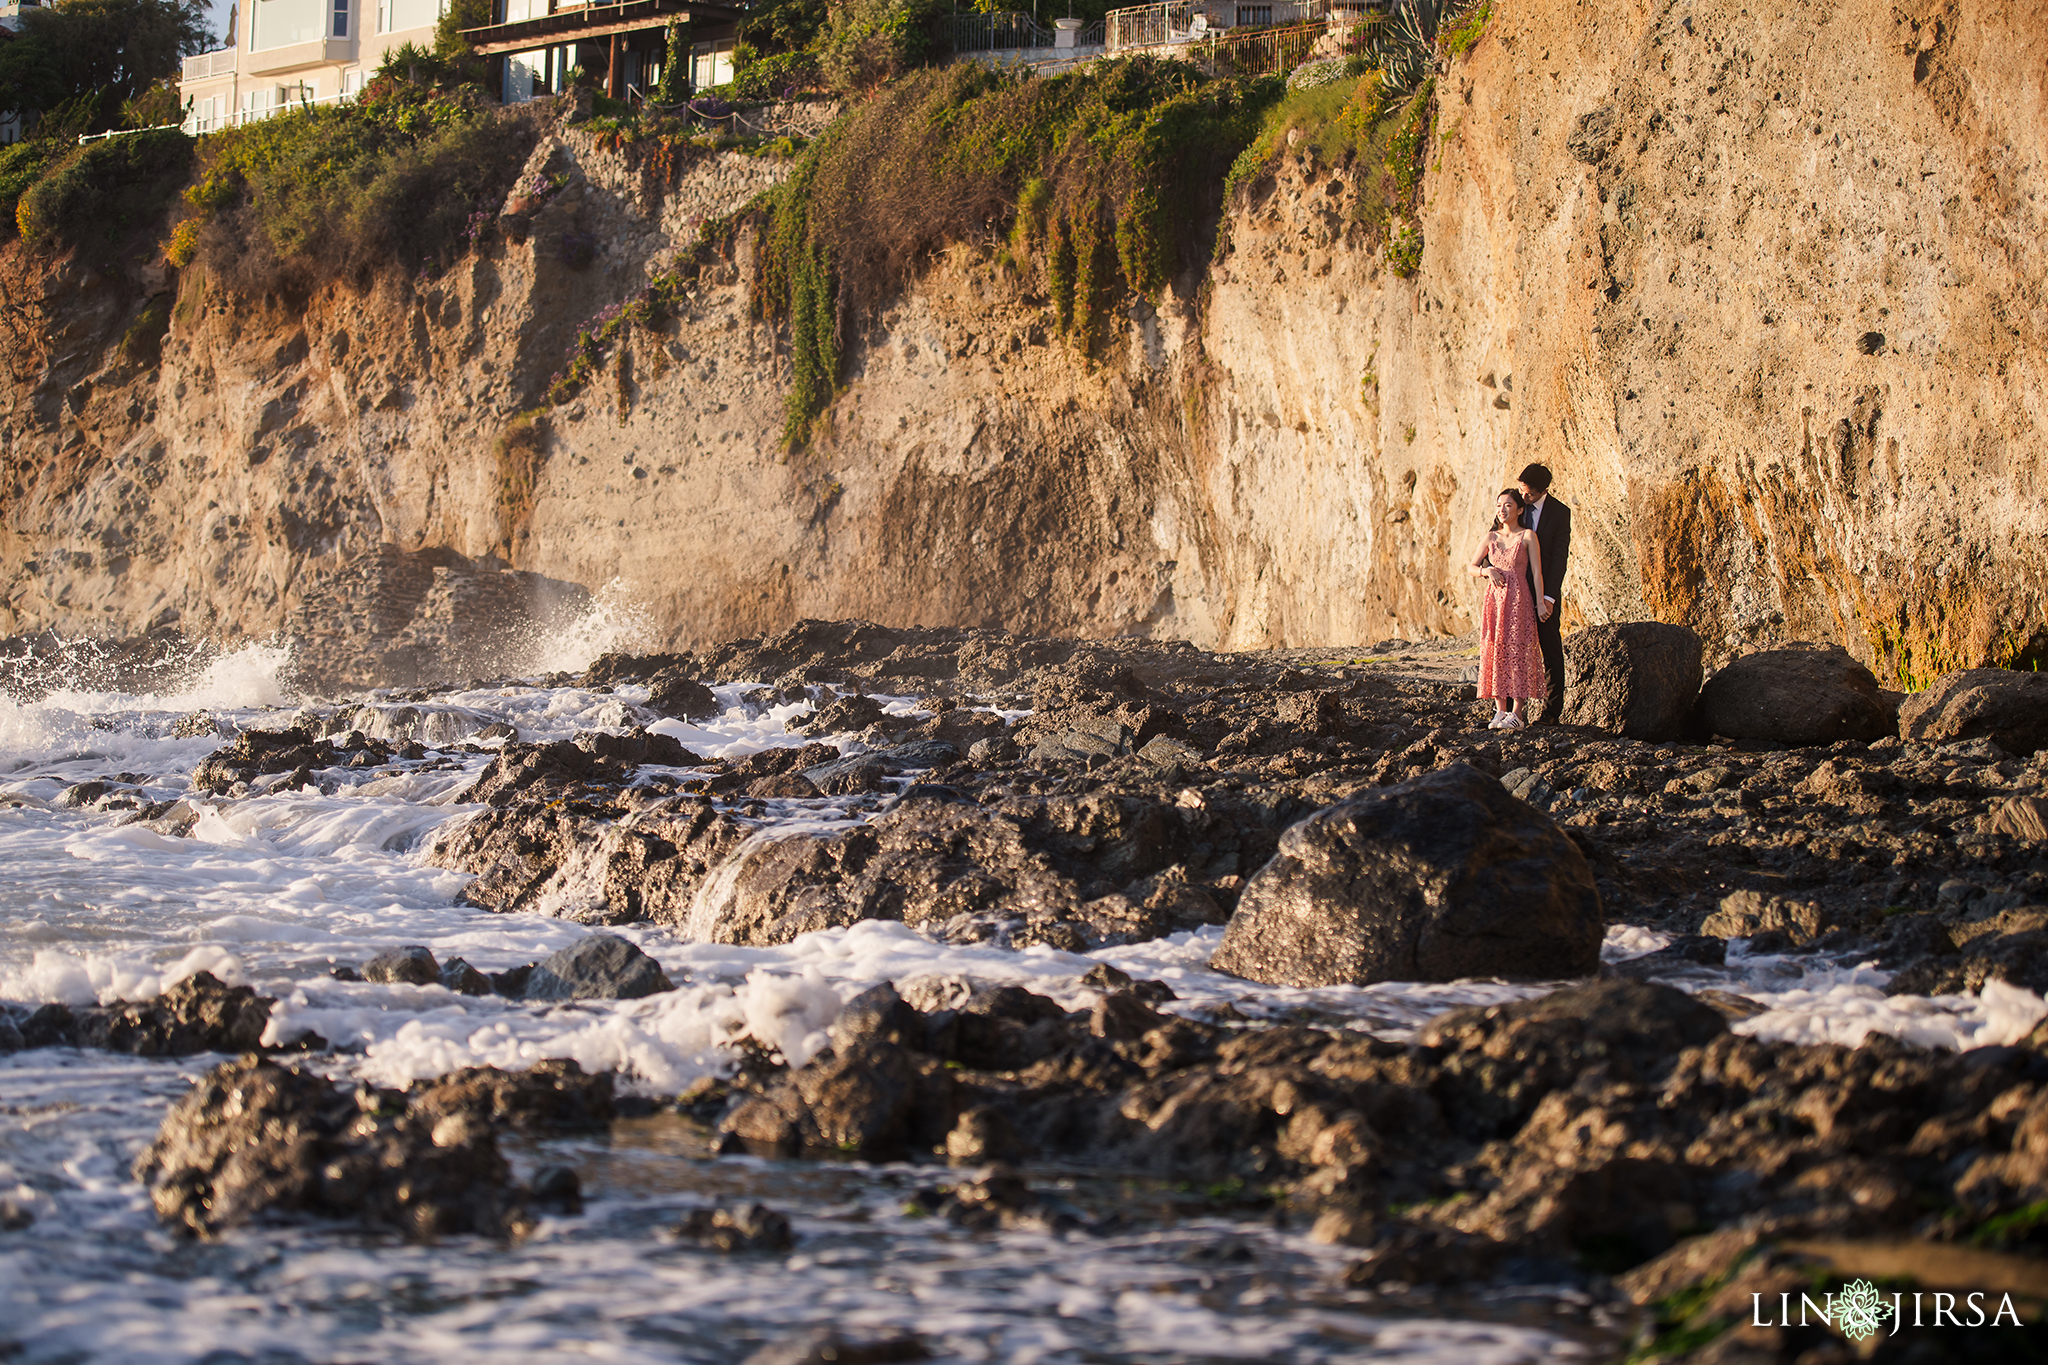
[1469,463,1571,731]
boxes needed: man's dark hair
[1517,463,1553,492]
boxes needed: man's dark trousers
[1522,498,1571,719]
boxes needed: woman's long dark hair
[1490,487,1529,532]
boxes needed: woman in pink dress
[1468,488,1550,730]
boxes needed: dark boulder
[1696,646,1895,745]
[134,1057,533,1240]
[643,669,721,721]
[523,933,674,1000]
[190,726,342,794]
[1559,623,1702,740]
[408,1057,616,1131]
[1899,668,2048,755]
[362,945,441,986]
[575,727,701,767]
[1208,765,1602,988]
[720,1039,959,1159]
[676,1203,795,1252]
[582,649,692,687]
[10,972,277,1055]
[793,693,890,737]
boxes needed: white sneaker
[1499,713,1526,731]
[1486,712,1510,729]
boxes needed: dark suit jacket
[1520,496,1571,604]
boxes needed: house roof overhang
[461,0,741,56]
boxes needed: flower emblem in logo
[1835,1279,1895,1341]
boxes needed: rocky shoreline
[7,619,2048,1360]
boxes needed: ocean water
[0,628,2037,1362]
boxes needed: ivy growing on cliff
[742,58,1280,446]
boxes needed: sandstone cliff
[2,0,2042,692]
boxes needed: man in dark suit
[1516,463,1571,721]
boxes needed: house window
[1235,4,1273,25]
[333,0,348,36]
[382,0,440,32]
[691,39,734,91]
[252,0,327,49]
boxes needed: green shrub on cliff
[0,139,69,242]
[15,126,192,250]
[175,83,529,286]
[744,58,1280,445]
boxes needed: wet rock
[1344,1223,1512,1286]
[690,788,1202,948]
[408,1057,615,1131]
[743,1329,929,1365]
[675,1202,794,1252]
[433,789,750,923]
[439,956,494,995]
[530,1164,584,1214]
[56,780,108,808]
[459,739,613,806]
[748,770,821,798]
[1696,646,1896,746]
[1699,889,1826,945]
[643,669,721,721]
[134,1057,533,1240]
[490,964,534,996]
[0,1014,23,1052]
[1209,764,1602,988]
[191,726,343,794]
[0,1198,33,1231]
[476,720,517,742]
[10,972,276,1055]
[583,650,691,688]
[967,734,1020,764]
[1885,907,2048,996]
[1559,623,1703,740]
[575,727,699,767]
[943,1105,1022,1163]
[793,692,889,736]
[169,711,226,739]
[720,1037,959,1159]
[829,982,923,1053]
[917,1165,1084,1233]
[1419,980,1726,1136]
[1900,668,2048,754]
[363,945,441,986]
[523,933,673,1000]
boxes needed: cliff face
[2,0,2043,692]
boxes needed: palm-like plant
[1366,0,1474,97]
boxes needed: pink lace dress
[1477,535,1544,701]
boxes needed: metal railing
[78,122,183,145]
[180,47,239,81]
[181,89,361,136]
[1193,18,1325,74]
[950,11,1057,52]
[1105,0,1194,49]
[1104,0,1356,49]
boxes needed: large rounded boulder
[1208,764,1602,988]
[1696,646,1895,745]
[1899,668,2048,755]
[1559,622,1703,740]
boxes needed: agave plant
[1367,0,1473,98]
